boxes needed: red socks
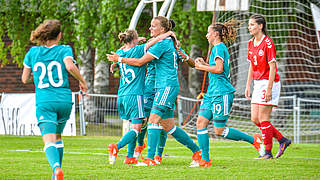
[260,121,273,151]
[271,124,283,141]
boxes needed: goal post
[197,0,249,12]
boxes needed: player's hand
[178,49,187,60]
[195,57,205,70]
[106,52,119,63]
[245,86,251,99]
[138,37,146,43]
[264,88,272,102]
[80,81,88,93]
[110,63,117,73]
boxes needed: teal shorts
[36,102,73,135]
[151,86,179,119]
[117,95,145,123]
[144,94,155,118]
[199,94,234,127]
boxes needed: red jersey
[247,36,280,82]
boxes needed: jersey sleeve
[147,41,165,59]
[265,38,276,63]
[62,45,76,64]
[247,41,252,63]
[23,48,33,68]
[213,45,225,62]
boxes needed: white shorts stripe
[137,95,144,118]
[223,95,228,115]
[160,87,170,105]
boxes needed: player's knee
[196,117,207,129]
[214,127,224,136]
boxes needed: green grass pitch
[1,135,319,179]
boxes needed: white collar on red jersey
[253,35,266,47]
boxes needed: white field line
[8,149,320,160]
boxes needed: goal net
[180,0,320,143]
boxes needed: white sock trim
[132,129,139,137]
[55,141,64,148]
[148,124,162,130]
[260,125,271,130]
[44,142,56,152]
[222,127,229,138]
[167,126,177,135]
[197,130,208,134]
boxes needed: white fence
[1,93,319,143]
[178,95,320,144]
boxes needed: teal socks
[137,125,147,146]
[222,127,254,144]
[44,142,60,173]
[146,124,161,160]
[55,141,64,166]
[117,129,139,150]
[169,126,200,153]
[197,128,210,161]
[156,130,167,157]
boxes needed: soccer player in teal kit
[22,19,88,179]
[108,16,201,166]
[191,19,264,167]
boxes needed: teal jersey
[144,47,184,95]
[147,38,179,88]
[23,45,74,105]
[117,44,146,96]
[144,61,156,96]
[206,43,235,97]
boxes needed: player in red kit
[245,14,291,159]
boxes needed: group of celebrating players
[21,14,291,179]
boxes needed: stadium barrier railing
[177,95,320,144]
[1,92,319,143]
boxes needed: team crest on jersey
[259,50,264,56]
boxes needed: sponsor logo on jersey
[259,50,264,56]
[249,51,253,54]
[40,116,44,120]
[265,38,272,48]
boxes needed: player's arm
[194,57,223,74]
[21,67,33,84]
[265,61,276,102]
[110,63,118,73]
[245,63,253,99]
[107,52,154,66]
[178,49,195,68]
[145,31,174,50]
[64,57,88,93]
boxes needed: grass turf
[1,135,319,179]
